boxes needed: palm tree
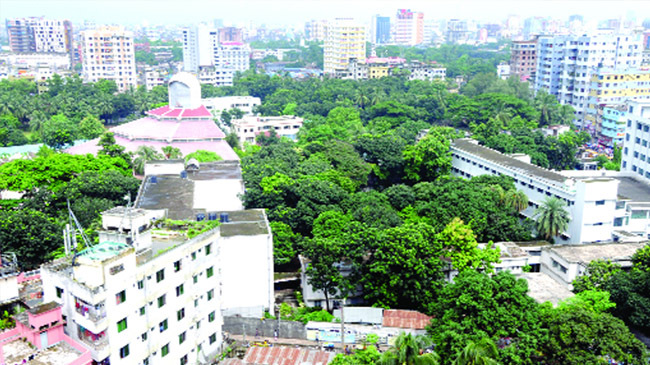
[133,146,163,175]
[505,189,529,213]
[493,103,513,128]
[534,91,559,126]
[355,89,370,110]
[380,333,440,365]
[162,146,183,160]
[453,338,498,365]
[533,196,570,241]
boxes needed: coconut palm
[379,332,440,365]
[505,189,529,213]
[162,146,183,160]
[534,91,559,126]
[533,196,570,241]
[133,146,163,175]
[453,338,498,365]
[355,89,370,110]
[493,103,513,127]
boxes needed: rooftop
[232,346,335,365]
[382,309,432,330]
[77,241,131,261]
[1,340,82,365]
[451,139,570,186]
[517,272,574,306]
[613,176,650,202]
[27,301,59,315]
[545,242,647,264]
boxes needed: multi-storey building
[370,15,390,44]
[80,26,136,92]
[406,63,446,81]
[6,18,35,53]
[232,115,303,144]
[584,68,650,131]
[394,9,424,46]
[304,20,328,42]
[622,101,650,183]
[182,25,216,73]
[451,138,650,243]
[323,18,366,74]
[595,104,627,147]
[534,33,643,127]
[202,95,261,116]
[445,19,470,44]
[217,27,243,43]
[6,17,73,60]
[510,37,537,82]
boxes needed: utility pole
[340,300,345,349]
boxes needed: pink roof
[366,56,405,64]
[382,309,432,330]
[243,346,335,365]
[110,117,225,141]
[147,105,212,118]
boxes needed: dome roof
[168,72,202,110]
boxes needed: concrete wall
[222,316,306,340]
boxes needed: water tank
[219,213,229,223]
[180,171,188,179]
[150,176,158,183]
[208,212,217,221]
[196,213,205,222]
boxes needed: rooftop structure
[221,347,335,365]
[382,310,432,330]
[517,272,574,306]
[231,115,303,145]
[66,73,238,160]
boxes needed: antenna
[68,200,92,266]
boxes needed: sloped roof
[242,347,335,365]
[382,309,432,330]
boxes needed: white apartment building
[622,101,650,183]
[304,20,328,42]
[31,19,73,55]
[407,64,446,81]
[143,67,168,91]
[394,9,424,46]
[231,115,303,144]
[202,95,261,116]
[81,26,136,92]
[324,18,366,74]
[451,138,650,243]
[534,33,643,127]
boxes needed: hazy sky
[1,0,649,28]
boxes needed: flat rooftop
[1,339,82,365]
[517,272,574,306]
[614,176,650,202]
[545,242,647,264]
[451,139,570,185]
[77,241,131,261]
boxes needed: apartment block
[510,37,537,82]
[595,104,627,147]
[218,27,243,43]
[6,18,35,53]
[324,18,366,74]
[622,101,650,184]
[451,138,650,243]
[534,33,643,127]
[6,17,73,61]
[370,15,390,44]
[231,115,303,144]
[394,9,424,46]
[304,20,328,42]
[81,26,136,92]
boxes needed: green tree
[572,259,621,293]
[42,113,75,149]
[558,290,616,314]
[379,333,439,365]
[403,128,451,182]
[434,217,500,273]
[504,189,528,213]
[269,221,300,267]
[331,346,381,365]
[631,244,650,272]
[184,150,222,162]
[97,132,132,167]
[0,209,61,269]
[133,146,163,175]
[78,114,105,140]
[161,146,183,159]
[302,235,346,312]
[453,338,498,365]
[533,197,569,241]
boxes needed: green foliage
[533,197,570,241]
[184,150,223,162]
[572,259,621,293]
[632,244,650,272]
[161,146,182,160]
[558,290,616,314]
[453,338,498,365]
[269,221,300,266]
[0,209,61,269]
[379,332,439,365]
[133,146,164,175]
[42,113,75,149]
[331,346,381,365]
[158,219,221,239]
[403,128,452,182]
[78,114,105,140]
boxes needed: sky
[1,0,649,29]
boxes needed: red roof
[147,105,212,118]
[242,346,335,365]
[382,310,432,330]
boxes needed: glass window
[205,244,212,255]
[209,311,215,322]
[160,319,168,332]
[116,290,126,304]
[209,333,217,344]
[595,200,605,206]
[117,318,127,332]
[56,287,64,298]
[156,269,165,283]
[177,308,185,321]
[120,345,129,358]
[176,284,184,296]
[179,332,186,344]
[140,307,145,316]
[161,344,169,357]
[142,332,148,341]
[174,260,181,272]
[193,275,198,284]
[180,355,188,365]
[191,252,197,261]
[207,289,214,301]
[158,295,166,308]
[137,280,144,289]
[206,267,214,278]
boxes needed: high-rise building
[394,9,424,46]
[6,17,73,60]
[446,19,470,44]
[218,27,243,43]
[323,18,366,74]
[81,26,136,92]
[534,33,643,127]
[304,20,328,42]
[370,15,390,44]
[622,101,650,183]
[509,37,537,82]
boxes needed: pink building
[66,72,239,160]
[0,302,91,365]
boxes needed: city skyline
[2,0,649,29]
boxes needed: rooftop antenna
[67,199,92,266]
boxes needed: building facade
[304,20,328,42]
[510,37,537,82]
[218,27,244,43]
[534,33,643,127]
[622,101,650,183]
[231,115,303,144]
[370,15,390,44]
[323,18,366,74]
[595,104,627,147]
[394,9,424,46]
[80,26,136,92]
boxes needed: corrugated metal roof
[242,346,335,365]
[382,309,432,330]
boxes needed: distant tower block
[168,72,202,109]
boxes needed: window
[161,344,169,357]
[177,308,185,321]
[179,331,186,344]
[197,320,201,329]
[191,252,197,261]
[176,284,184,296]
[116,290,126,304]
[140,307,145,316]
[137,280,144,289]
[143,358,149,365]
[209,333,217,344]
[156,269,165,283]
[209,311,215,322]
[207,289,214,301]
[180,355,188,365]
[142,331,148,341]
[160,319,168,332]
[595,200,605,206]
[56,287,64,298]
[194,299,199,308]
[117,318,127,333]
[158,294,166,308]
[193,275,198,284]
[206,267,214,278]
[174,260,181,272]
[120,344,129,358]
